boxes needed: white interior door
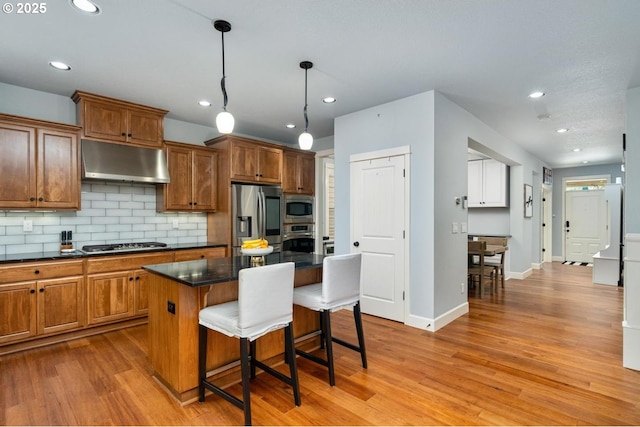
[565,190,605,263]
[350,155,405,322]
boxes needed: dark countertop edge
[0,243,227,264]
[144,252,324,288]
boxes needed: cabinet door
[0,281,37,344]
[37,276,83,335]
[87,272,133,325]
[467,160,484,207]
[0,122,37,208]
[482,159,508,207]
[192,149,217,211]
[298,153,315,195]
[164,145,193,210]
[132,269,148,316]
[257,146,282,184]
[282,151,299,193]
[230,141,259,182]
[83,99,127,142]
[127,109,163,147]
[37,128,80,209]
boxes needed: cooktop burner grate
[81,242,168,253]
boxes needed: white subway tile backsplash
[1,181,208,254]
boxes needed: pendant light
[298,61,313,150]
[213,19,234,134]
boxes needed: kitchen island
[143,252,324,404]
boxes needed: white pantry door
[350,154,406,322]
[565,189,606,263]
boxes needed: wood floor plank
[2,262,640,425]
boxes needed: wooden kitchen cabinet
[157,141,217,211]
[468,158,509,208]
[72,90,168,148]
[283,149,315,195]
[0,114,81,210]
[206,135,283,184]
[173,246,226,262]
[86,252,173,325]
[0,260,84,345]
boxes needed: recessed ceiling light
[557,128,569,133]
[573,148,581,152]
[70,0,101,14]
[322,97,336,104]
[49,61,71,71]
[285,123,296,129]
[198,100,212,107]
[582,160,589,164]
[528,91,545,99]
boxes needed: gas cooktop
[81,242,168,254]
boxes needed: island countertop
[143,251,325,287]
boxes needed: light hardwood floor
[2,262,640,425]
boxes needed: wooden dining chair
[478,237,507,288]
[468,240,496,296]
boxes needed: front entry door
[350,154,406,322]
[565,189,606,263]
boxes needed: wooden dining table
[468,242,507,296]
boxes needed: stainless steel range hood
[81,139,170,184]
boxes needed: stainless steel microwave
[284,194,314,223]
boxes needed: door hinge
[403,168,405,177]
[402,291,405,301]
[403,230,405,239]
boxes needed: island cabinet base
[148,267,322,404]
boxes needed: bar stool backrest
[322,253,362,308]
[238,262,295,338]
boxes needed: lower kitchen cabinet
[0,275,84,345]
[86,252,173,325]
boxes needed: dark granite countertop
[143,251,324,287]
[0,242,227,264]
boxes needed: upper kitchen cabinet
[205,135,282,185]
[157,141,218,212]
[282,149,315,195]
[0,114,81,210]
[468,158,509,208]
[72,90,168,148]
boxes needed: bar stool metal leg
[198,324,207,402]
[354,302,368,368]
[240,338,252,426]
[322,310,336,386]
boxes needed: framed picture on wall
[543,167,552,185]
[524,184,533,218]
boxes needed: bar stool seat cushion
[292,282,358,312]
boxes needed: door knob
[353,241,360,247]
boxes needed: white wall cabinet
[468,159,509,207]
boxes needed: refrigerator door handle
[257,190,265,238]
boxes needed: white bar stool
[292,253,367,386]
[198,262,300,426]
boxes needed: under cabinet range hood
[81,139,170,184]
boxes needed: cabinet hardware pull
[30,289,35,294]
[30,197,35,201]
[34,270,40,275]
[121,132,126,136]
[128,133,132,137]
[39,288,44,293]
[38,197,44,202]
[129,277,134,281]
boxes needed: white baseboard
[553,256,564,262]
[405,301,469,332]
[532,262,542,270]
[623,321,640,371]
[509,268,533,280]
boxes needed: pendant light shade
[298,61,313,150]
[213,19,234,134]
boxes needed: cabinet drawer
[86,252,173,274]
[0,260,84,284]
[173,247,226,262]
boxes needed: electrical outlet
[172,219,179,229]
[167,301,176,314]
[23,220,33,232]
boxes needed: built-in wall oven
[284,194,314,223]
[283,223,315,253]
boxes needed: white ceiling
[2,0,639,168]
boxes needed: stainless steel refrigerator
[231,184,283,256]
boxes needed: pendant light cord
[220,30,228,111]
[303,67,309,132]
